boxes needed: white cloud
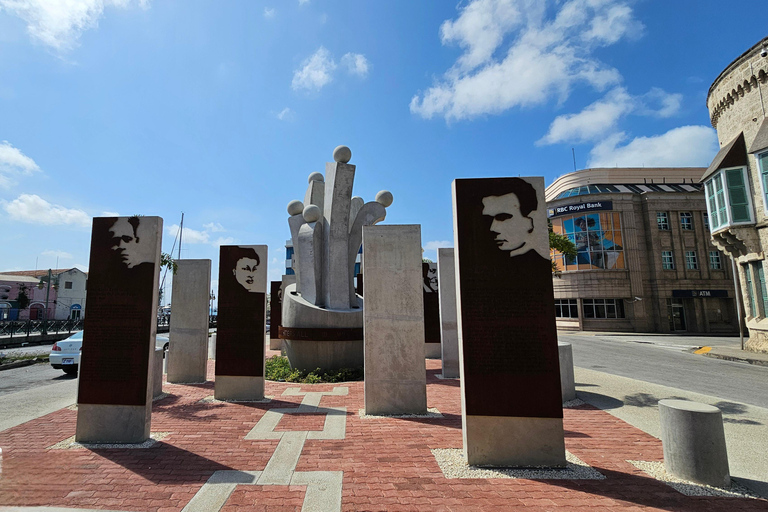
[166,224,210,244]
[263,7,275,19]
[203,222,225,232]
[42,249,73,259]
[424,240,452,251]
[410,0,642,121]
[212,236,235,246]
[101,210,120,216]
[587,126,719,168]
[165,224,235,248]
[1,194,91,227]
[298,0,309,5]
[0,140,40,188]
[539,87,633,145]
[292,47,337,91]
[276,107,295,121]
[539,86,684,145]
[341,53,369,77]
[0,0,150,52]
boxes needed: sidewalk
[702,345,768,367]
[1,359,767,512]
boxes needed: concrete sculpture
[281,146,393,370]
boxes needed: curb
[0,358,48,371]
[699,351,768,367]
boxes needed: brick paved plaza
[1,358,766,511]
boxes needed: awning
[748,117,768,154]
[700,132,747,182]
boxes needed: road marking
[694,346,712,354]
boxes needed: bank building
[546,167,738,334]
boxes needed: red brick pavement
[0,358,766,511]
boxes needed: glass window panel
[563,218,575,234]
[552,219,563,234]
[613,212,621,227]
[586,213,600,230]
[599,213,612,230]
[595,304,606,318]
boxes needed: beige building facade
[547,168,738,334]
[702,36,768,353]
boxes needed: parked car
[50,331,170,376]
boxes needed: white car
[50,331,170,376]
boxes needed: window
[704,166,754,231]
[703,213,709,230]
[680,212,693,230]
[759,264,768,318]
[662,251,675,270]
[549,212,625,271]
[657,212,670,230]
[759,151,768,213]
[64,281,73,289]
[709,251,722,270]
[583,299,625,319]
[745,264,756,316]
[685,251,698,270]
[555,299,578,318]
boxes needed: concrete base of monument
[425,343,441,359]
[75,403,151,444]
[282,283,364,371]
[269,338,283,350]
[152,348,164,398]
[215,376,265,401]
[284,339,363,371]
[464,415,566,467]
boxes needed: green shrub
[265,355,363,383]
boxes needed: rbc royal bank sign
[547,201,613,218]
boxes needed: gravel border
[432,449,606,480]
[198,395,273,404]
[48,432,172,450]
[563,398,587,408]
[358,407,443,419]
[627,460,761,498]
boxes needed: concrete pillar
[437,248,459,379]
[167,259,212,384]
[152,348,164,398]
[659,399,730,488]
[558,342,575,402]
[363,225,427,415]
[208,332,216,359]
[323,161,355,309]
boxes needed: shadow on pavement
[89,442,234,484]
[576,391,625,410]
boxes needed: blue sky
[0,0,765,304]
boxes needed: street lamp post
[37,269,59,334]
[209,290,216,325]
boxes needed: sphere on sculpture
[333,145,352,164]
[287,200,305,216]
[308,172,324,183]
[375,190,394,207]
[303,204,322,223]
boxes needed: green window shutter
[714,174,728,226]
[726,168,751,222]
[705,181,718,229]
[745,265,755,316]
[759,265,768,317]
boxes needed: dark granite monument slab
[214,245,267,400]
[423,262,441,357]
[452,177,565,467]
[269,280,282,349]
[76,216,162,443]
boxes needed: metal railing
[0,318,84,345]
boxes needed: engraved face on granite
[110,216,154,268]
[482,193,535,257]
[422,263,438,293]
[233,256,261,292]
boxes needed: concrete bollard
[558,342,576,402]
[658,399,730,488]
[153,348,164,398]
[208,333,216,360]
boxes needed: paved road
[0,363,78,432]
[560,332,768,409]
[560,331,768,497]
